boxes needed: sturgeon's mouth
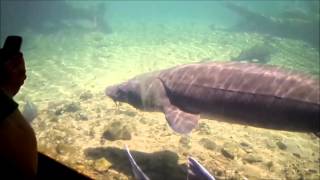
[105,86,123,110]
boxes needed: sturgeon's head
[105,79,143,109]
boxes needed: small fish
[188,157,215,180]
[22,100,38,123]
[125,145,150,180]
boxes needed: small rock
[240,142,253,153]
[240,142,250,147]
[94,158,112,172]
[292,153,301,158]
[221,148,235,159]
[123,110,137,117]
[95,108,101,113]
[307,169,317,174]
[111,121,126,128]
[89,129,95,137]
[50,117,59,122]
[55,144,76,155]
[243,154,262,164]
[64,102,81,112]
[107,169,125,179]
[179,136,191,149]
[55,102,81,115]
[276,141,287,150]
[196,122,211,135]
[139,117,148,124]
[103,122,132,141]
[265,161,274,170]
[55,108,64,116]
[265,140,276,149]
[79,91,93,101]
[199,138,217,150]
[76,112,88,121]
[284,165,304,180]
[216,170,224,176]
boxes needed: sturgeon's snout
[105,84,128,102]
[105,81,143,109]
[105,85,117,99]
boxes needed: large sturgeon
[106,62,320,135]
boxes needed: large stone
[221,143,238,159]
[276,141,287,150]
[55,144,76,155]
[243,154,263,164]
[64,102,81,112]
[179,136,191,149]
[79,91,93,101]
[102,122,132,141]
[221,148,235,159]
[195,122,212,135]
[93,158,112,172]
[199,138,217,150]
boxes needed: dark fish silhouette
[106,62,319,135]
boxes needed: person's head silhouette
[0,36,26,96]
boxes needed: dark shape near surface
[106,62,319,135]
[1,1,112,36]
[224,2,319,48]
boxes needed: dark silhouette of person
[0,36,38,179]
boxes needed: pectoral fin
[145,78,199,134]
[163,104,199,134]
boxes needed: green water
[1,1,319,179]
